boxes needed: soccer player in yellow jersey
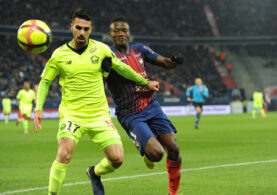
[2,94,12,124]
[252,88,266,118]
[33,9,159,195]
[16,81,35,134]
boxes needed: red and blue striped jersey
[107,43,159,115]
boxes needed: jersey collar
[67,40,89,55]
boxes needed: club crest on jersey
[60,123,66,130]
[138,58,144,66]
[90,55,99,64]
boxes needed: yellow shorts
[3,108,11,114]
[19,103,33,117]
[57,115,122,150]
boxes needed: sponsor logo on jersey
[143,45,155,54]
[138,58,144,65]
[134,54,141,58]
[57,60,72,65]
[90,55,99,64]
[89,46,97,53]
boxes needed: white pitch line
[1,159,277,195]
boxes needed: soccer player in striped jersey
[186,78,209,129]
[106,16,183,195]
[33,10,159,195]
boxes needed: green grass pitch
[0,113,276,195]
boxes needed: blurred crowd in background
[0,35,227,100]
[2,0,276,37]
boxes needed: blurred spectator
[226,63,232,75]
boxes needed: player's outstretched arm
[106,56,148,85]
[34,79,52,132]
[154,55,184,69]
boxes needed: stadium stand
[208,0,277,36]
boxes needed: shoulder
[50,43,69,60]
[132,43,144,50]
[110,45,116,52]
[92,39,110,50]
[132,43,152,52]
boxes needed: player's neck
[71,39,88,50]
[115,44,130,54]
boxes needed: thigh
[104,144,124,162]
[19,103,27,115]
[26,104,32,118]
[158,132,178,150]
[87,117,122,151]
[193,102,203,111]
[128,122,155,156]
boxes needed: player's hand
[34,110,43,133]
[101,57,112,73]
[187,97,192,102]
[170,55,184,65]
[146,81,159,92]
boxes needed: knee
[57,150,73,164]
[109,154,124,169]
[167,144,180,160]
[146,147,164,162]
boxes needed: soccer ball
[17,19,52,53]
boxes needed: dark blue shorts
[117,100,177,156]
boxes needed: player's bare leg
[143,137,164,169]
[22,115,29,134]
[87,144,123,195]
[158,133,181,195]
[16,111,23,126]
[48,138,76,195]
[195,106,202,129]
[4,114,9,124]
